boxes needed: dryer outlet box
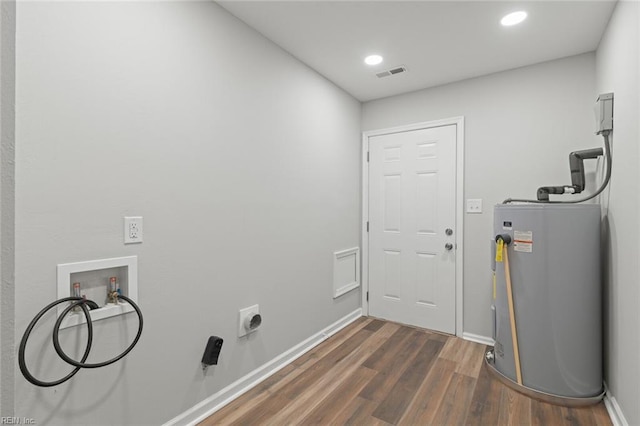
[238,304,261,337]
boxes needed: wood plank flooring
[201,317,611,426]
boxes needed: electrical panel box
[596,93,613,134]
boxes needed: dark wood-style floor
[201,317,612,425]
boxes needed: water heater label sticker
[513,230,533,253]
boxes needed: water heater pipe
[504,131,612,204]
[497,234,523,385]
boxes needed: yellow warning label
[495,240,504,262]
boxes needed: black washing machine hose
[18,295,143,387]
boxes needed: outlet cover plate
[124,216,143,244]
[466,199,483,214]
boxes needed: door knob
[445,228,453,236]
[445,243,454,251]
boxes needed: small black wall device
[201,336,223,368]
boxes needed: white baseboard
[603,382,628,426]
[163,308,363,426]
[462,332,495,346]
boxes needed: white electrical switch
[466,199,483,214]
[124,217,143,244]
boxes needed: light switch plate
[466,199,483,214]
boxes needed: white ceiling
[218,1,616,102]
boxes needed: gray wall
[13,2,361,425]
[8,1,638,424]
[363,53,599,338]
[596,1,640,424]
[0,0,16,418]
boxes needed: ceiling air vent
[376,66,407,78]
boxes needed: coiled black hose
[18,295,143,387]
[53,294,143,369]
[19,297,97,387]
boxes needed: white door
[368,125,457,334]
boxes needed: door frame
[361,117,465,337]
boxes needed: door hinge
[366,291,369,302]
[366,221,369,232]
[367,151,370,162]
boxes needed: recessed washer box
[57,256,138,329]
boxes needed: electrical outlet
[124,217,143,244]
[238,304,261,337]
[466,199,483,214]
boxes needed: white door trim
[362,117,465,337]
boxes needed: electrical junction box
[596,93,613,134]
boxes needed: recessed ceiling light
[501,11,527,27]
[364,55,383,66]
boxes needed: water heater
[488,203,603,404]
